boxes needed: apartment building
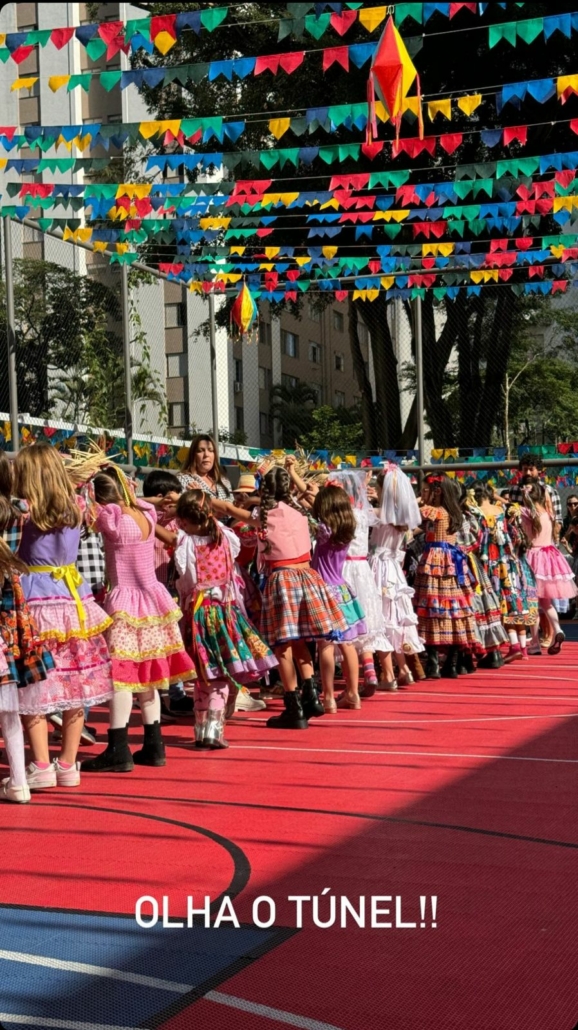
[0,2,381,450]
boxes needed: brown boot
[407,653,426,681]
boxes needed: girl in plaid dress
[175,491,277,750]
[258,468,348,730]
[415,476,479,680]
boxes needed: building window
[235,406,245,432]
[23,223,42,243]
[310,384,323,405]
[165,303,184,328]
[308,300,321,323]
[358,321,369,346]
[333,310,344,333]
[335,353,345,372]
[234,359,243,385]
[169,402,188,427]
[282,374,298,390]
[166,354,186,378]
[282,330,299,358]
[260,412,272,437]
[309,342,322,364]
[334,391,345,408]
[259,319,271,346]
[108,114,122,124]
[259,366,272,390]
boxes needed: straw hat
[235,473,257,493]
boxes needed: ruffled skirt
[260,567,347,649]
[525,545,578,601]
[468,553,509,650]
[414,543,479,650]
[186,600,277,689]
[342,559,392,653]
[105,609,196,691]
[0,574,55,704]
[325,583,367,643]
[368,551,423,655]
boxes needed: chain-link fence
[2,217,578,467]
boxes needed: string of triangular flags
[0,2,526,65]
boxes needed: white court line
[408,690,578,702]
[0,1019,143,1030]
[232,745,578,764]
[0,951,191,993]
[207,991,345,1030]
[245,713,578,727]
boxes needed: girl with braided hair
[257,468,347,730]
[175,491,277,750]
[520,483,577,655]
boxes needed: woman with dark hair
[178,435,233,506]
[414,475,478,680]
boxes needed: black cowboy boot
[267,691,308,729]
[425,647,441,680]
[133,721,166,767]
[441,647,459,679]
[457,650,476,675]
[81,726,134,773]
[300,678,324,718]
[478,649,504,669]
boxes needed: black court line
[0,802,298,1029]
[46,791,578,851]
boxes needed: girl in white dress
[368,464,424,690]
[329,471,393,695]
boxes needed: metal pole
[121,263,133,466]
[208,291,219,450]
[414,294,425,466]
[3,217,19,454]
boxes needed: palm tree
[269,381,318,447]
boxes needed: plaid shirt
[76,526,106,597]
[0,498,28,554]
[508,480,563,526]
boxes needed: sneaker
[235,688,267,713]
[19,762,57,790]
[1,782,31,804]
[169,695,194,715]
[54,760,81,787]
[81,724,97,745]
[48,713,63,729]
[160,698,177,724]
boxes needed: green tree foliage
[0,260,166,429]
[129,0,577,449]
[269,380,318,446]
[301,404,364,454]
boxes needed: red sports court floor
[1,644,578,1030]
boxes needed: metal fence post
[414,294,425,466]
[3,216,19,453]
[209,291,219,450]
[121,264,133,466]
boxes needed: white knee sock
[138,690,161,725]
[109,691,133,730]
[1,712,27,787]
[508,630,518,647]
[518,631,527,650]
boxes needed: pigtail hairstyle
[0,537,28,579]
[0,452,23,530]
[259,467,315,553]
[312,485,356,547]
[176,490,222,546]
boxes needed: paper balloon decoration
[367,16,423,143]
[230,283,258,339]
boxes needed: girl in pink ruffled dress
[82,469,196,774]
[12,445,114,790]
[521,484,578,655]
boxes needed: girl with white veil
[329,470,393,696]
[368,464,424,689]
